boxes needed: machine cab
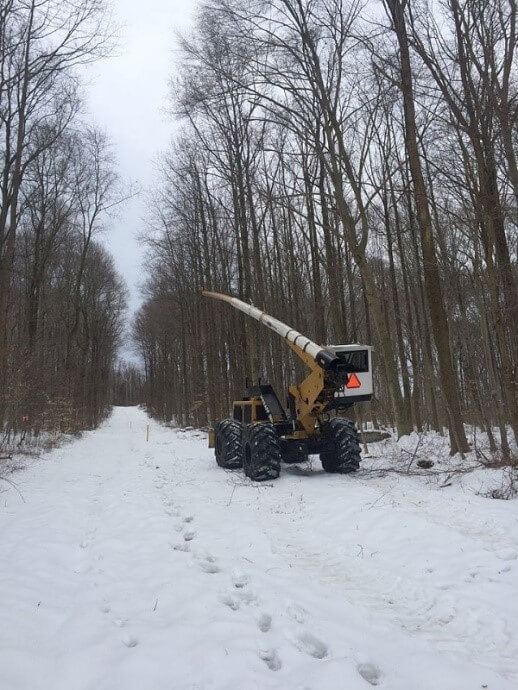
[326,344,373,405]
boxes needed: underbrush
[362,427,517,500]
[0,430,78,493]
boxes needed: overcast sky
[85,0,195,322]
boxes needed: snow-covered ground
[1,407,517,690]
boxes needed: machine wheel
[244,423,282,481]
[215,419,243,469]
[320,417,361,473]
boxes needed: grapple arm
[202,290,346,381]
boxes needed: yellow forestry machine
[203,291,373,481]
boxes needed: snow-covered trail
[1,407,517,690]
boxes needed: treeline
[112,362,144,407]
[0,0,126,443]
[135,0,517,457]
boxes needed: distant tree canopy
[135,0,517,457]
[112,363,144,407]
[0,0,126,442]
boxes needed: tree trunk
[385,0,469,454]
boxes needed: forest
[1,0,516,461]
[134,0,517,459]
[0,0,127,443]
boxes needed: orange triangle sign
[346,373,362,389]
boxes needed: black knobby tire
[320,417,361,473]
[215,419,243,469]
[244,423,282,481]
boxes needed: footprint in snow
[163,501,180,516]
[232,571,249,589]
[100,604,111,614]
[199,556,220,574]
[122,634,139,648]
[287,603,307,624]
[183,531,196,542]
[256,612,272,632]
[200,561,220,574]
[184,516,194,523]
[172,542,190,552]
[220,593,240,610]
[258,648,282,671]
[294,632,328,659]
[357,662,381,686]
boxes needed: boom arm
[202,291,350,384]
[203,290,372,434]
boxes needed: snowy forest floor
[1,407,517,690]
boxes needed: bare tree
[135,0,516,462]
[382,0,470,454]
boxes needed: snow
[1,406,517,690]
